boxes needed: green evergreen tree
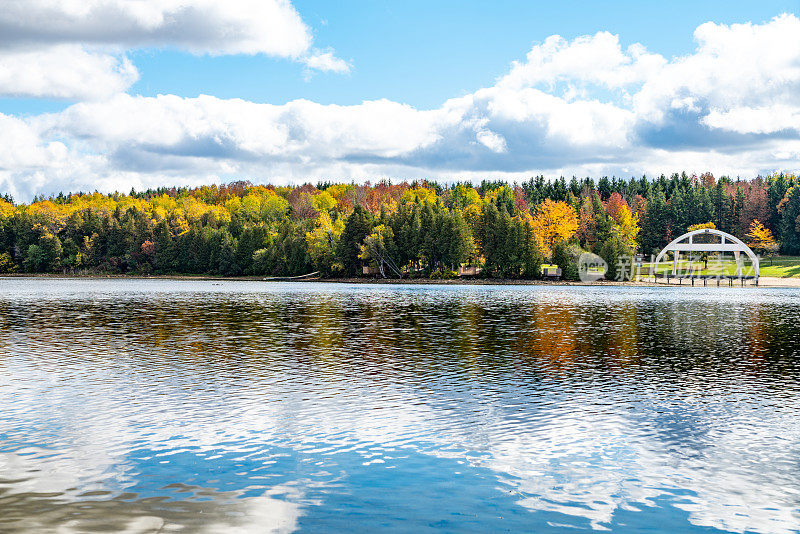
[337,206,373,275]
[768,174,790,234]
[153,220,177,273]
[599,234,631,281]
[779,186,800,254]
[551,240,583,281]
[639,186,670,255]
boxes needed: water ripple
[0,278,799,533]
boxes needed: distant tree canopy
[0,172,797,278]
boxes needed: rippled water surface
[1,279,800,533]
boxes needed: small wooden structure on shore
[542,265,562,281]
[457,265,482,277]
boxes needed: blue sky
[0,0,799,199]
[5,0,797,112]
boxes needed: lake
[1,278,799,533]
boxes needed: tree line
[1,172,798,279]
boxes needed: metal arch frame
[654,228,759,279]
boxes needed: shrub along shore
[0,173,799,281]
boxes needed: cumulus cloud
[37,94,445,161]
[702,106,800,135]
[0,0,347,99]
[0,44,138,100]
[0,0,313,57]
[634,14,800,139]
[302,49,352,75]
[2,14,800,200]
[499,32,666,91]
[0,113,64,170]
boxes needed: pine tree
[710,180,730,231]
[337,206,373,275]
[779,187,800,254]
[768,173,790,234]
[732,187,746,236]
[639,186,670,255]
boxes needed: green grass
[643,256,800,278]
[758,256,800,277]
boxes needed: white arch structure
[654,228,759,280]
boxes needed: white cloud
[634,13,800,126]
[0,44,138,100]
[2,14,800,199]
[499,32,665,91]
[0,0,346,99]
[703,106,800,135]
[0,0,313,57]
[303,49,351,74]
[37,93,444,160]
[475,128,508,154]
[0,113,64,169]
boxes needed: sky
[0,0,799,201]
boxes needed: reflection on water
[1,279,799,533]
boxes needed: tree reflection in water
[0,279,798,533]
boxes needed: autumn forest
[0,172,799,280]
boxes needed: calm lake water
[1,279,799,533]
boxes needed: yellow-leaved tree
[0,199,14,218]
[306,211,345,275]
[0,198,16,273]
[745,220,779,258]
[610,204,640,251]
[400,186,437,205]
[687,222,716,232]
[449,184,481,211]
[531,199,578,257]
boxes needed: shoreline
[0,272,640,286]
[2,273,800,287]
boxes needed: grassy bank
[648,255,800,278]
